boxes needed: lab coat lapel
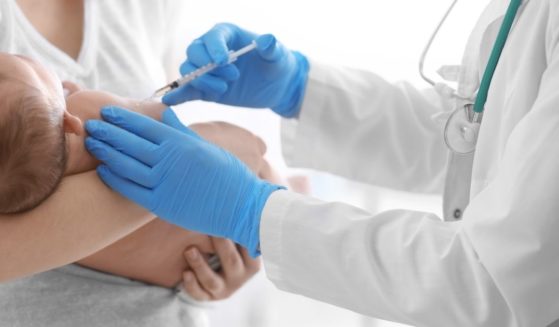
[442,0,529,221]
[457,0,529,99]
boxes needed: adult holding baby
[0,1,265,326]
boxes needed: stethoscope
[419,0,522,154]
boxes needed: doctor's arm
[280,62,448,193]
[260,20,559,326]
[0,171,154,282]
[85,107,520,325]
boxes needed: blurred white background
[172,1,489,326]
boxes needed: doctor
[85,0,559,325]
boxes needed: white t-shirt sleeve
[0,2,13,52]
[0,6,5,48]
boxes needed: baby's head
[0,53,81,214]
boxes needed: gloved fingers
[163,75,226,104]
[99,106,175,144]
[184,248,225,297]
[256,34,289,63]
[185,39,211,65]
[160,108,199,138]
[256,34,286,62]
[96,165,153,206]
[162,84,202,106]
[85,120,159,167]
[85,137,158,187]
[179,61,229,94]
[192,76,228,102]
[201,24,236,65]
[186,41,240,81]
[211,64,240,81]
[182,270,212,301]
[211,238,245,280]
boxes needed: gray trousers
[0,264,209,327]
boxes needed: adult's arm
[161,23,448,193]
[0,171,153,282]
[282,61,449,193]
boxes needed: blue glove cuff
[245,182,286,257]
[272,51,310,118]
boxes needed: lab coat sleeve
[261,191,515,327]
[262,4,559,325]
[281,62,449,193]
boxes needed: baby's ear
[63,110,84,136]
[62,81,82,96]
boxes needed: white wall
[174,1,489,326]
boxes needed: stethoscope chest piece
[444,104,480,155]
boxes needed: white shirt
[0,0,186,98]
[261,0,559,326]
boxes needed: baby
[0,52,270,214]
[0,52,273,326]
[0,52,268,288]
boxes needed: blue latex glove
[84,106,283,256]
[162,23,310,118]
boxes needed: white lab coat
[260,0,559,326]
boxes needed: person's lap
[0,263,209,327]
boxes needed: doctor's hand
[85,107,283,257]
[163,23,310,118]
[182,237,260,301]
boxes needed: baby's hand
[181,237,260,301]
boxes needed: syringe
[152,41,257,98]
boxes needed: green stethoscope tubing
[474,0,522,114]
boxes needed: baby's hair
[0,80,67,214]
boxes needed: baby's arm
[73,96,270,288]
